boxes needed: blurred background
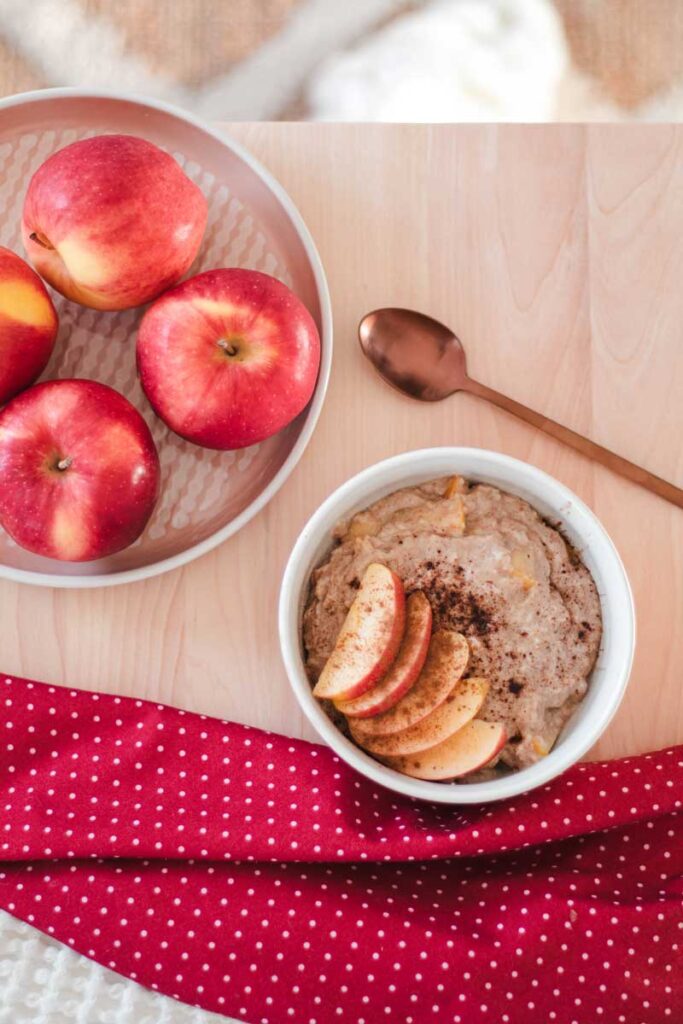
[0,0,683,121]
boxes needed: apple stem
[56,457,72,472]
[29,231,54,251]
[217,338,239,357]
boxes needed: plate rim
[0,87,333,589]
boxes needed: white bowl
[279,447,635,804]
[0,88,332,588]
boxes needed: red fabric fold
[1,672,681,1023]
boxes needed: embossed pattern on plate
[0,92,330,585]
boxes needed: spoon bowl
[359,308,466,402]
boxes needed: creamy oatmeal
[303,476,602,771]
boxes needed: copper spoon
[359,307,683,510]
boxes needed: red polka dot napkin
[0,673,681,1024]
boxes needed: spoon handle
[465,377,683,509]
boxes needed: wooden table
[1,123,681,762]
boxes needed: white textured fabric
[0,910,239,1024]
[0,0,680,122]
[307,0,568,121]
[0,0,414,120]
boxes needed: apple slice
[350,676,489,756]
[385,719,507,780]
[350,630,469,739]
[312,563,406,702]
[335,592,432,718]
[444,474,466,498]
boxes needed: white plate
[0,89,332,588]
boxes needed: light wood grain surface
[0,123,681,762]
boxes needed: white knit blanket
[308,0,568,121]
[0,910,240,1024]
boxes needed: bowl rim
[0,87,333,589]
[279,446,636,804]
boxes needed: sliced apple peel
[336,591,432,718]
[350,676,489,756]
[385,719,507,780]
[312,562,406,702]
[350,630,470,739]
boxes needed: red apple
[136,268,321,449]
[0,246,58,405]
[312,563,406,702]
[350,630,470,739]
[336,591,432,718]
[0,379,160,561]
[21,134,207,311]
[385,719,507,780]
[350,676,489,757]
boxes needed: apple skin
[21,134,208,311]
[0,246,58,405]
[336,591,432,718]
[350,630,470,739]
[136,268,321,449]
[349,677,489,757]
[385,719,507,781]
[312,564,406,702]
[0,379,160,561]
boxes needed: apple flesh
[350,676,489,757]
[336,591,432,718]
[312,563,406,702]
[136,268,321,449]
[0,379,160,561]
[22,134,207,311]
[350,630,469,739]
[0,246,58,405]
[385,719,507,780]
